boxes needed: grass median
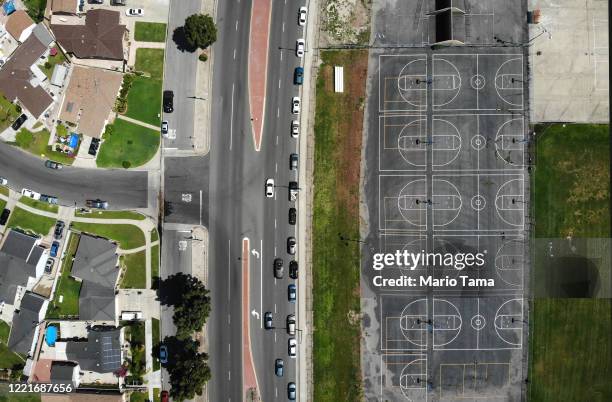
[312,50,367,401]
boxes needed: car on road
[291,120,299,138]
[289,181,298,202]
[86,199,108,209]
[21,188,41,200]
[159,345,168,364]
[11,114,27,131]
[161,120,169,136]
[293,67,304,85]
[44,258,54,274]
[160,390,169,402]
[291,97,301,114]
[163,90,174,113]
[288,208,296,225]
[45,160,63,170]
[289,153,298,170]
[54,221,65,240]
[0,209,10,226]
[50,241,60,257]
[295,39,305,57]
[265,178,275,198]
[275,358,284,377]
[298,6,307,26]
[264,311,273,329]
[288,382,297,400]
[286,314,296,335]
[110,0,126,4]
[125,8,144,16]
[288,284,296,303]
[40,194,58,205]
[0,177,7,186]
[287,237,296,255]
[288,338,297,358]
[289,260,298,279]
[274,258,284,279]
[88,0,103,3]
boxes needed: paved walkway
[248,0,272,152]
[116,114,161,131]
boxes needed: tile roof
[48,0,78,15]
[5,10,35,42]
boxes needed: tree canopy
[163,336,211,401]
[184,14,217,50]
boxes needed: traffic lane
[162,0,200,150]
[0,141,148,208]
[163,156,209,225]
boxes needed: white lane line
[229,83,235,150]
[278,79,281,89]
[277,107,280,118]
[274,218,277,229]
[274,246,277,255]
[235,20,238,31]
[228,313,231,324]
[275,387,278,398]
[274,332,277,343]
[228,239,231,300]
[280,51,283,61]
[276,135,279,145]
[260,239,263,328]
[282,22,285,32]
[199,190,203,225]
[275,163,278,173]
[228,370,231,381]
[274,303,277,313]
[228,343,231,353]
[233,49,236,59]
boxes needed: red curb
[248,0,272,152]
[242,238,258,397]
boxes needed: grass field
[96,118,159,169]
[0,186,7,197]
[46,233,82,319]
[19,196,59,213]
[13,128,75,165]
[71,222,145,250]
[125,48,164,125]
[0,96,21,133]
[75,210,145,220]
[134,22,167,42]
[0,386,40,402]
[530,123,612,402]
[0,322,25,371]
[0,200,5,213]
[312,50,367,401]
[120,251,146,289]
[7,207,56,236]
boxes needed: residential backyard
[0,95,21,132]
[46,233,82,319]
[96,119,160,169]
[125,322,146,385]
[13,128,76,165]
[70,222,145,250]
[134,22,167,42]
[7,207,56,236]
[38,47,68,79]
[125,48,165,126]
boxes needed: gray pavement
[163,156,209,226]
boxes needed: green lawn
[75,210,146,220]
[530,123,612,402]
[0,186,8,197]
[0,200,5,213]
[312,50,367,401]
[134,22,167,42]
[0,321,9,344]
[96,118,160,169]
[13,128,75,165]
[120,251,146,289]
[151,244,159,289]
[151,228,159,242]
[0,321,25,371]
[125,322,146,383]
[125,76,162,126]
[153,389,160,402]
[134,48,164,80]
[0,385,40,402]
[7,207,56,236]
[0,95,21,133]
[71,222,145,250]
[23,0,46,22]
[38,48,67,79]
[46,233,82,319]
[152,318,160,371]
[19,196,59,213]
[130,392,148,402]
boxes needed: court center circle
[470,74,486,90]
[471,195,486,211]
[471,135,486,150]
[471,315,486,330]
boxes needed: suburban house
[6,10,35,43]
[7,291,48,356]
[64,327,122,374]
[45,0,78,17]
[59,65,123,138]
[50,361,80,388]
[51,9,126,61]
[0,24,55,118]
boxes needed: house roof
[65,328,122,373]
[0,34,54,118]
[1,230,38,261]
[50,361,76,383]
[8,292,46,355]
[59,66,122,138]
[51,9,126,60]
[0,230,42,304]
[42,393,122,402]
[48,0,78,15]
[33,23,54,47]
[5,10,35,42]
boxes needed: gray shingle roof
[0,254,36,303]
[1,230,38,261]
[66,327,122,373]
[50,361,77,383]
[8,292,46,355]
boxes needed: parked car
[295,39,305,57]
[287,237,296,255]
[86,199,108,209]
[265,178,275,198]
[288,207,296,225]
[0,209,10,226]
[161,120,169,135]
[110,0,126,5]
[275,358,284,377]
[286,314,296,335]
[21,188,41,200]
[160,391,169,402]
[44,258,54,274]
[298,6,308,26]
[289,260,298,279]
[288,284,297,303]
[293,67,304,85]
[54,221,65,240]
[288,338,297,358]
[264,311,273,329]
[159,345,168,364]
[50,241,60,257]
[274,258,284,279]
[163,90,174,113]
[45,160,63,170]
[289,153,298,170]
[0,177,7,186]
[88,0,103,4]
[291,120,299,138]
[11,114,27,130]
[125,8,144,16]
[288,181,299,202]
[291,97,301,114]
[40,194,58,204]
[288,382,297,400]
[88,138,100,156]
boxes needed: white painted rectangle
[334,66,344,93]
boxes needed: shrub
[198,53,208,62]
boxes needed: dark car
[289,208,296,225]
[110,0,126,5]
[293,67,304,85]
[88,0,103,3]
[288,382,297,400]
[264,311,273,329]
[275,358,284,377]
[288,284,297,303]
[160,391,169,402]
[0,208,10,226]
[88,138,100,156]
[159,345,168,364]
[45,160,63,170]
[289,260,298,279]
[50,241,60,257]
[86,199,108,209]
[163,90,174,113]
[40,194,58,205]
[274,257,284,279]
[44,258,54,274]
[54,221,65,240]
[11,114,27,130]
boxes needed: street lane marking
[228,343,231,353]
[274,332,277,343]
[282,22,285,32]
[228,240,231,301]
[260,239,263,328]
[274,303,277,313]
[276,135,279,145]
[280,51,283,61]
[279,79,281,89]
[235,20,238,31]
[277,107,280,118]
[274,218,277,229]
[228,370,231,381]
[275,163,278,173]
[230,83,235,150]
[199,190,203,225]
[233,49,236,59]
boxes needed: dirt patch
[320,0,372,46]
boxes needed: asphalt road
[0,141,148,209]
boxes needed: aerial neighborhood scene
[0,0,608,401]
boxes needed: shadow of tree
[172,26,197,53]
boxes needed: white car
[298,7,307,26]
[0,177,7,186]
[295,39,305,57]
[125,8,144,17]
[291,120,299,138]
[291,97,301,115]
[265,178,275,198]
[288,338,297,358]
[161,120,169,136]
[21,188,41,200]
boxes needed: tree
[184,14,217,50]
[159,273,211,337]
[163,336,211,401]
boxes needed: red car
[161,390,169,402]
